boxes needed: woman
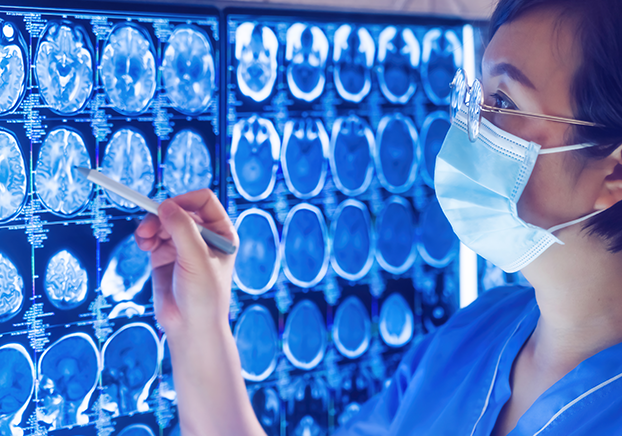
[135,0,622,434]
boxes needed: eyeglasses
[449,69,602,142]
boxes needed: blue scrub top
[336,286,622,435]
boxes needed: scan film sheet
[225,11,466,436]
[0,3,219,436]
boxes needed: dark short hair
[490,0,622,251]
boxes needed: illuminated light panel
[0,252,23,323]
[235,23,278,102]
[281,203,329,288]
[329,115,375,197]
[44,250,88,310]
[100,24,156,115]
[35,127,92,216]
[377,26,420,104]
[374,114,420,194]
[285,23,328,102]
[162,25,215,115]
[35,21,94,115]
[375,196,417,275]
[233,208,280,295]
[332,296,371,359]
[101,128,155,211]
[379,293,414,347]
[163,129,212,197]
[234,304,278,382]
[282,300,326,370]
[333,25,374,103]
[0,129,26,222]
[0,20,26,114]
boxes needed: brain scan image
[330,200,374,281]
[35,128,92,216]
[101,234,151,302]
[283,300,326,370]
[333,25,375,103]
[374,114,419,194]
[235,23,278,102]
[0,253,23,323]
[281,203,329,288]
[234,305,278,382]
[117,424,156,436]
[230,116,280,202]
[35,21,94,115]
[285,24,328,102]
[329,115,374,197]
[421,28,462,106]
[38,333,99,429]
[101,24,156,115]
[101,128,154,211]
[375,196,416,275]
[379,293,414,347]
[377,26,420,104]
[281,119,328,199]
[162,25,215,115]
[102,323,159,417]
[0,344,34,436]
[163,129,212,197]
[417,198,459,268]
[293,415,322,436]
[0,20,27,115]
[233,208,279,295]
[332,296,370,359]
[0,130,26,222]
[420,111,451,188]
[44,250,88,310]
[249,386,280,436]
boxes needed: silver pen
[74,166,237,255]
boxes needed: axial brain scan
[0,344,34,436]
[333,25,375,103]
[0,253,23,323]
[163,129,213,197]
[44,250,88,310]
[286,23,328,102]
[377,26,420,104]
[235,23,278,102]
[0,129,26,222]
[0,20,26,115]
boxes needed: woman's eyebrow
[491,62,536,90]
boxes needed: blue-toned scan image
[0,344,34,436]
[281,119,328,200]
[379,293,414,347]
[0,20,26,115]
[100,24,156,115]
[235,23,278,102]
[417,198,459,268]
[35,127,92,217]
[163,129,212,197]
[162,25,215,115]
[35,21,93,115]
[281,203,329,288]
[374,114,419,194]
[101,234,151,305]
[117,424,156,436]
[376,196,416,275]
[329,115,374,197]
[333,25,375,103]
[44,250,88,310]
[332,296,370,359]
[38,333,99,429]
[233,208,280,295]
[421,28,462,106]
[331,200,374,281]
[0,252,24,323]
[286,24,328,102]
[102,323,159,417]
[249,386,280,436]
[101,128,155,211]
[230,115,280,202]
[234,304,278,382]
[420,111,451,188]
[0,129,26,222]
[377,26,420,104]
[283,300,326,370]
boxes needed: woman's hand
[135,188,237,338]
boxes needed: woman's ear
[595,144,622,209]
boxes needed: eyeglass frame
[449,68,603,142]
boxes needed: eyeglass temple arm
[480,104,602,127]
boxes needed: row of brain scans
[235,22,462,105]
[0,18,215,116]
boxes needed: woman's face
[482,9,608,230]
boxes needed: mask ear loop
[547,209,606,234]
[538,143,595,154]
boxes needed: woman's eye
[490,92,518,110]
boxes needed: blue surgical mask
[434,109,603,273]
